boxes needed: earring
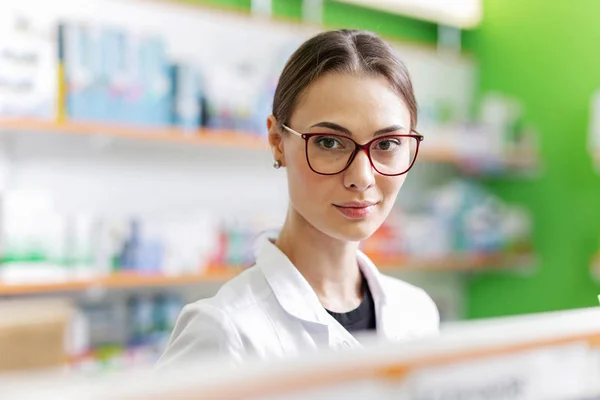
[273,160,282,169]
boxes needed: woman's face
[269,72,412,242]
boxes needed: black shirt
[325,275,377,333]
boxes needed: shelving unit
[0,118,268,150]
[0,268,240,296]
[373,251,535,273]
[0,118,539,171]
[0,251,534,296]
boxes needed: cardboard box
[0,299,73,372]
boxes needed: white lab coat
[158,238,439,368]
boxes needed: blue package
[127,295,155,346]
[121,33,142,125]
[118,219,141,270]
[99,28,127,123]
[134,240,163,273]
[137,37,170,127]
[169,63,202,133]
[62,23,99,121]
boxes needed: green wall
[463,0,600,318]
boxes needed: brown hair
[272,29,418,130]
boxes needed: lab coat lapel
[357,250,414,342]
[255,238,361,349]
[256,238,329,324]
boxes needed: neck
[275,207,363,312]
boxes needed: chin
[322,219,381,243]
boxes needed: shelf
[372,251,535,272]
[419,145,539,173]
[0,118,268,150]
[0,118,539,171]
[0,251,534,296]
[0,268,240,296]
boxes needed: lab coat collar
[255,237,388,327]
[356,249,388,308]
[256,237,331,325]
[357,250,399,340]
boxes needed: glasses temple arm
[282,125,303,137]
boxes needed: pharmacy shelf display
[0,118,267,150]
[372,250,534,273]
[0,118,538,172]
[0,251,533,296]
[0,269,238,296]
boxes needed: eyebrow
[310,122,352,136]
[374,125,405,136]
[309,121,405,136]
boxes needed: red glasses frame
[282,125,424,176]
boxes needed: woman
[158,29,439,367]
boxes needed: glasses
[282,125,423,176]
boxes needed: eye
[315,136,345,150]
[374,138,402,151]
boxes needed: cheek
[286,146,330,205]
[378,175,406,207]
[286,145,310,185]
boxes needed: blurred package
[0,12,56,118]
[479,92,539,158]
[0,299,74,372]
[0,190,70,283]
[136,36,170,127]
[169,62,204,132]
[59,22,102,121]
[59,20,171,127]
[98,26,128,123]
[423,93,540,173]
[362,179,533,261]
[0,189,232,282]
[65,293,184,373]
[428,179,532,254]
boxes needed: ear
[267,115,286,167]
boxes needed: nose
[343,148,375,191]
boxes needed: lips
[333,201,379,220]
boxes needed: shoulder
[207,265,272,311]
[379,273,440,330]
[157,266,272,368]
[176,265,272,327]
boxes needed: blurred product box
[64,294,184,373]
[99,27,127,123]
[0,190,230,281]
[7,12,275,136]
[169,63,204,132]
[136,36,171,127]
[362,179,533,261]
[0,299,73,372]
[58,22,102,121]
[0,190,71,283]
[0,12,56,118]
[59,21,171,127]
